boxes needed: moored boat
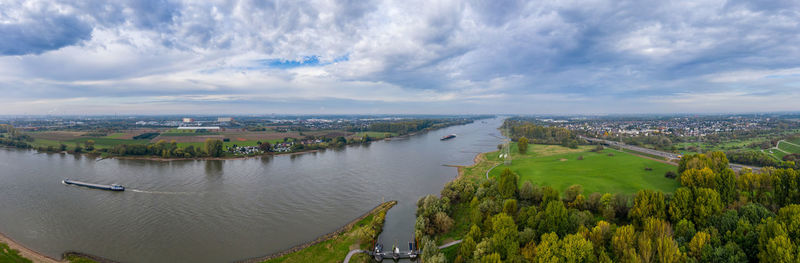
[63,179,125,191]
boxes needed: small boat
[440,134,456,140]
[409,242,417,260]
[63,179,125,191]
[374,243,384,261]
[392,244,400,260]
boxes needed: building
[218,117,233,122]
[182,118,194,123]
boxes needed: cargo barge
[63,179,125,191]
[440,134,456,140]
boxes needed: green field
[778,141,800,154]
[488,147,679,195]
[104,133,126,139]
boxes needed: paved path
[438,239,462,249]
[486,163,501,180]
[343,249,365,263]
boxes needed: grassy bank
[260,201,397,263]
[0,242,31,263]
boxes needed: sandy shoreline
[0,232,63,263]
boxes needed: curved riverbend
[0,118,504,263]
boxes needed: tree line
[501,120,579,148]
[416,151,800,263]
[365,119,474,135]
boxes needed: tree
[541,186,559,205]
[204,139,223,157]
[629,189,667,226]
[680,167,717,189]
[460,236,477,260]
[518,137,529,154]
[503,199,518,216]
[498,168,518,199]
[491,213,519,260]
[693,188,723,226]
[674,219,696,246]
[560,234,595,262]
[564,184,583,203]
[717,168,737,205]
[73,142,83,153]
[85,140,95,151]
[669,187,693,223]
[611,225,637,262]
[258,141,272,152]
[655,235,682,263]
[759,235,795,263]
[433,212,454,233]
[520,181,534,201]
[536,201,572,237]
[689,231,710,259]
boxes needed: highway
[579,136,761,172]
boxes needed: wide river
[0,117,504,263]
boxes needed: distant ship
[63,179,125,191]
[441,134,456,140]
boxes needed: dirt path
[0,232,63,263]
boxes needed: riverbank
[0,232,63,263]
[240,200,397,263]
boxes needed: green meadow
[487,145,679,195]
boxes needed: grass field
[778,141,800,154]
[104,133,126,139]
[486,145,679,195]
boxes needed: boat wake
[128,189,199,195]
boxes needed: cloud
[0,13,92,55]
[0,0,799,114]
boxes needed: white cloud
[0,0,799,114]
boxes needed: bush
[665,170,678,179]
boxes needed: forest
[416,151,800,262]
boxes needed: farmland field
[487,145,679,195]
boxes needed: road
[580,136,761,172]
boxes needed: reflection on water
[204,160,224,176]
[0,117,504,263]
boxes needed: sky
[0,0,799,115]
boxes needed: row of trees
[107,139,224,158]
[502,120,579,148]
[417,151,800,263]
[366,119,473,135]
[726,150,797,169]
[0,124,33,148]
